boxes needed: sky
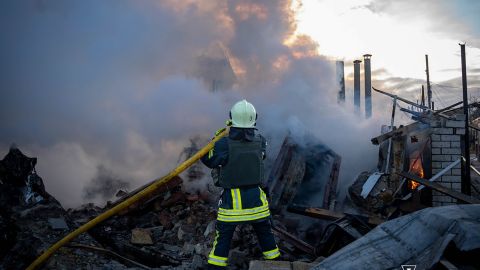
[1,0,479,208]
[296,0,480,108]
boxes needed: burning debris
[3,95,480,270]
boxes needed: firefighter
[201,99,280,269]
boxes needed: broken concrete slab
[249,260,292,270]
[48,217,68,230]
[130,228,153,245]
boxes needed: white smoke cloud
[0,0,381,208]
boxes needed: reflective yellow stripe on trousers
[231,188,242,210]
[263,247,281,259]
[208,230,228,266]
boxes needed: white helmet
[230,99,257,128]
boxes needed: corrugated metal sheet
[312,205,480,270]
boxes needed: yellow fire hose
[26,128,228,270]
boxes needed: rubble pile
[0,147,135,270]
[3,113,480,270]
[0,147,302,270]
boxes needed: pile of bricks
[430,114,466,206]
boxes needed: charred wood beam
[398,172,480,204]
[438,259,459,270]
[373,87,428,110]
[271,225,316,256]
[371,122,422,145]
[288,206,344,221]
[435,101,463,113]
[469,125,480,132]
[373,87,454,119]
[287,206,384,225]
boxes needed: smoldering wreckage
[2,59,480,270]
[2,92,480,270]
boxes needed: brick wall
[430,114,465,206]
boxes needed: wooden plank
[267,136,306,210]
[371,122,422,145]
[398,172,480,204]
[287,206,384,225]
[288,205,345,221]
[439,259,459,270]
[272,225,316,256]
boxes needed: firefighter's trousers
[207,220,280,268]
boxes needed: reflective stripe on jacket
[217,186,270,223]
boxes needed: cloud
[0,0,381,208]
[366,0,480,48]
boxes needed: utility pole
[425,55,432,109]
[460,43,471,195]
[421,85,425,107]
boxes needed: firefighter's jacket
[201,127,270,224]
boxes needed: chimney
[363,54,372,118]
[336,61,345,104]
[353,60,362,113]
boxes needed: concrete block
[442,148,461,155]
[445,120,465,128]
[432,148,441,154]
[432,141,450,148]
[455,128,466,135]
[292,261,316,270]
[450,155,461,162]
[431,134,442,141]
[429,120,442,127]
[441,135,460,141]
[249,260,291,270]
[433,128,454,135]
[441,176,461,182]
[432,155,451,162]
[452,182,462,190]
[454,114,466,121]
[451,141,461,148]
[437,195,452,203]
[432,162,443,169]
[131,228,153,245]
[452,169,462,175]
[432,168,450,175]
[438,182,453,189]
[442,162,460,169]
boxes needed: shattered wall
[430,114,465,206]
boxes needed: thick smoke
[83,165,131,203]
[1,0,381,208]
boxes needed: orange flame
[408,158,423,190]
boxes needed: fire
[408,158,423,190]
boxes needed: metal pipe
[364,54,372,118]
[336,61,345,104]
[353,60,362,113]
